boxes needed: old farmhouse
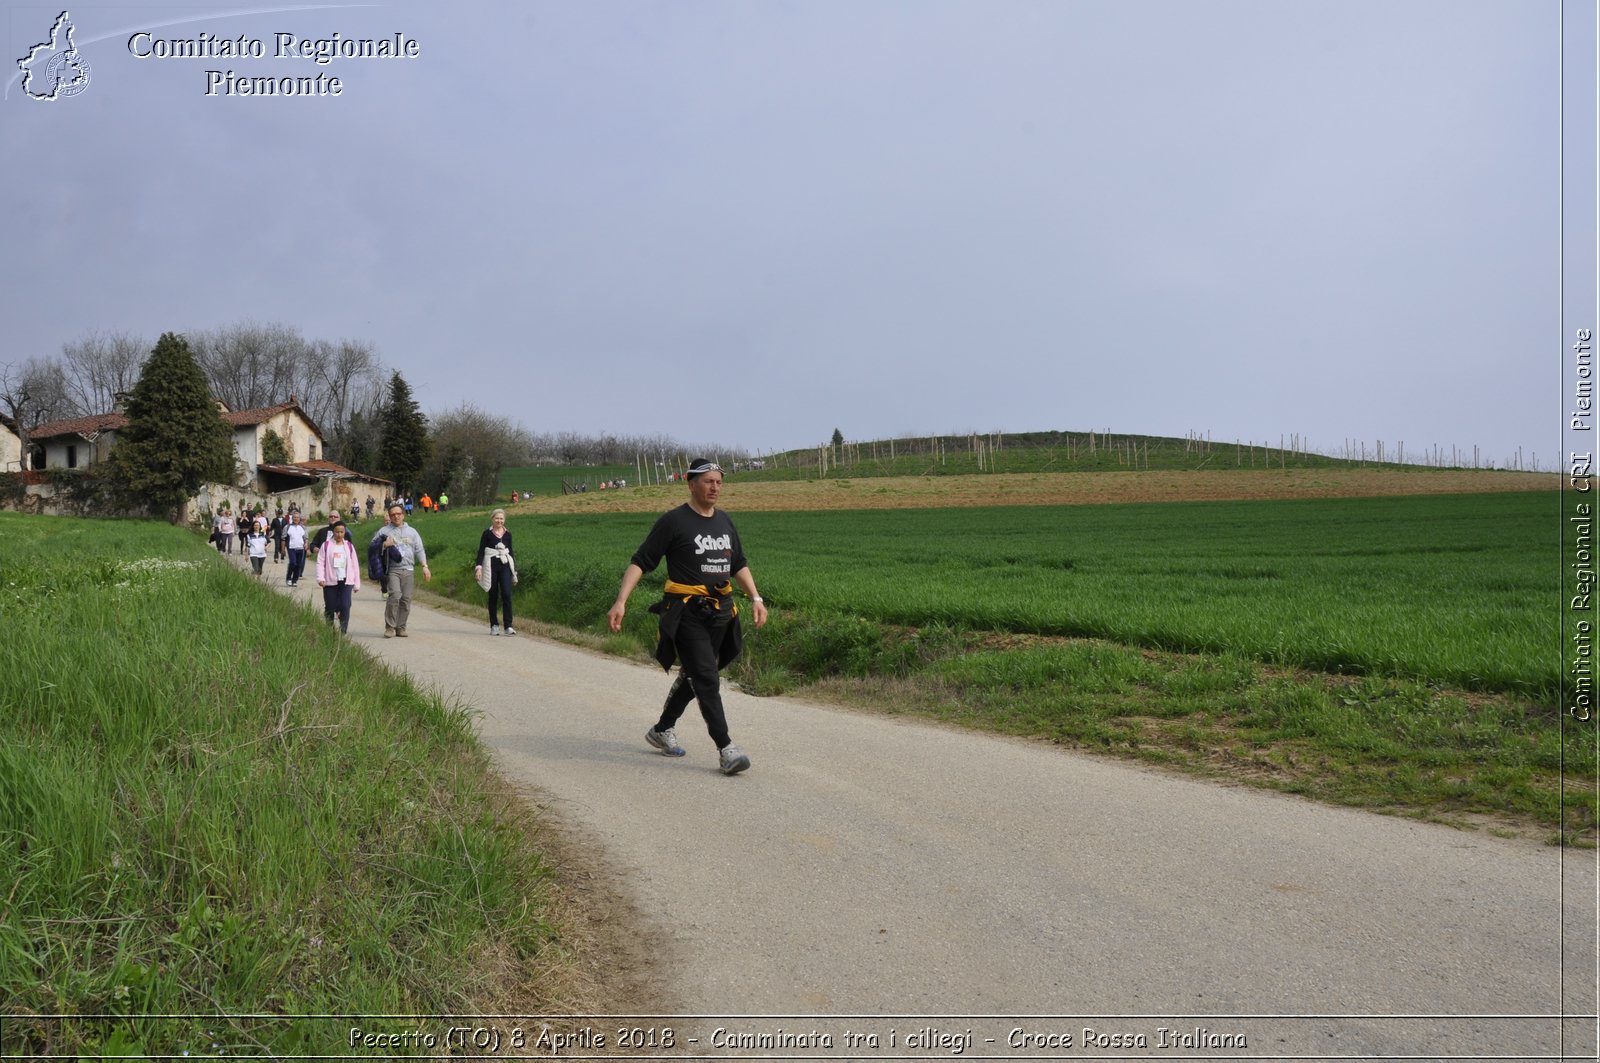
[19,397,389,519]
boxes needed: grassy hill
[498,430,1530,500]
[741,429,1520,481]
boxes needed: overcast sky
[1,1,1583,467]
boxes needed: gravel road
[253,555,1596,1060]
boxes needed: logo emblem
[18,11,91,101]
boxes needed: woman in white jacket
[315,521,361,634]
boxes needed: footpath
[231,544,1597,1060]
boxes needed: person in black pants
[473,508,518,635]
[607,459,769,775]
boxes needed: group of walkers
[299,503,432,638]
[212,500,431,637]
[214,459,768,776]
[376,492,448,517]
[211,507,312,578]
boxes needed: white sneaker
[489,625,500,635]
[504,627,515,636]
[645,728,686,757]
[718,744,751,776]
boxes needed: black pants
[323,581,353,632]
[487,559,514,627]
[655,612,733,749]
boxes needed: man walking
[607,459,769,775]
[269,509,287,563]
[309,509,342,558]
[284,513,308,587]
[373,501,431,637]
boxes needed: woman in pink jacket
[315,521,361,634]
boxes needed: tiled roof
[293,460,390,483]
[222,400,297,426]
[27,413,128,440]
[224,400,325,441]
[257,463,321,480]
[29,399,325,443]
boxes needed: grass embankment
[0,514,572,1057]
[423,487,1591,841]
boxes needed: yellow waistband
[663,579,737,613]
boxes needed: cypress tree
[110,332,235,523]
[377,371,430,493]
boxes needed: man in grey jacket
[372,501,431,637]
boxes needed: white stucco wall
[0,426,21,472]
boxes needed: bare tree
[301,338,386,450]
[60,330,147,415]
[520,429,745,470]
[0,358,71,471]
[423,403,535,504]
[189,321,308,411]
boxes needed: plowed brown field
[520,468,1557,515]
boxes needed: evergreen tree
[339,408,378,474]
[110,332,235,523]
[831,427,844,447]
[377,371,430,493]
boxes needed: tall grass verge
[0,515,564,1057]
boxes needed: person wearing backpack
[315,521,361,634]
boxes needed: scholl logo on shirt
[694,533,731,555]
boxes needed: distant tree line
[520,430,747,468]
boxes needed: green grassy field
[498,465,638,498]
[418,489,1589,835]
[426,492,1558,698]
[0,515,564,1057]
